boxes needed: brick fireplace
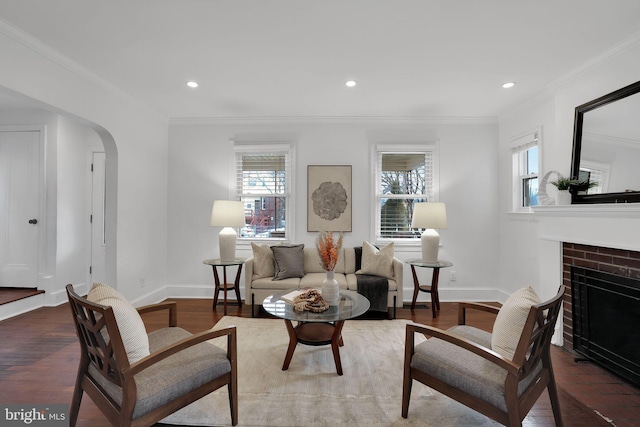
[532,204,640,350]
[561,242,640,349]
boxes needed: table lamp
[210,200,245,262]
[411,202,447,263]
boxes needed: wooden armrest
[457,301,500,325]
[406,322,520,375]
[126,326,237,376]
[137,301,177,327]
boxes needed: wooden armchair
[66,284,238,427]
[402,286,565,427]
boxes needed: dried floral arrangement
[316,231,343,272]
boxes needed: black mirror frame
[571,79,640,204]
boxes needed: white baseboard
[401,287,510,305]
[0,293,46,321]
[0,284,512,321]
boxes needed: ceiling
[1,0,640,120]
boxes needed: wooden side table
[406,259,453,318]
[203,258,244,315]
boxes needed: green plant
[551,177,597,191]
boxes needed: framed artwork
[307,165,352,232]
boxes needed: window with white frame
[511,129,540,211]
[374,144,438,242]
[234,144,293,240]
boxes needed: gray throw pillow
[271,244,305,280]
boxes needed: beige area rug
[160,316,500,427]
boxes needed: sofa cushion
[346,274,398,292]
[300,272,348,289]
[87,282,150,364]
[491,286,541,360]
[272,244,305,280]
[251,243,275,279]
[357,241,395,279]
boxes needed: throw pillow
[251,242,276,279]
[271,244,305,280]
[491,285,542,360]
[356,241,394,279]
[87,282,150,364]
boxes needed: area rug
[160,316,499,427]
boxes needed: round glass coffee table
[263,290,370,375]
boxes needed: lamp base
[421,229,440,263]
[219,227,237,262]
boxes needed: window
[511,129,540,211]
[374,144,438,242]
[234,144,293,240]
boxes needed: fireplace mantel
[533,204,640,218]
[533,204,640,252]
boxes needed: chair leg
[401,373,412,418]
[545,354,563,427]
[228,382,238,426]
[69,369,85,427]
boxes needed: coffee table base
[282,320,346,375]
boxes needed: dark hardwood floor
[0,287,44,305]
[0,297,634,426]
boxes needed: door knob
[28,219,38,224]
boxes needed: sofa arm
[244,257,254,305]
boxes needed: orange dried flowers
[316,231,343,272]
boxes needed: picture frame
[307,165,352,232]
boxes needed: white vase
[556,190,572,205]
[321,270,340,305]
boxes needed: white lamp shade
[210,200,245,227]
[411,202,448,229]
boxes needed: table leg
[223,265,228,316]
[211,266,221,310]
[233,264,243,305]
[331,321,346,376]
[282,320,298,371]
[430,268,440,318]
[410,265,420,310]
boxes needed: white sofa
[244,246,403,318]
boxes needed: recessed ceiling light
[186,81,199,88]
[502,82,516,89]
[345,80,357,88]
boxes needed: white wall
[56,115,100,293]
[0,26,169,305]
[167,121,501,302]
[497,40,640,299]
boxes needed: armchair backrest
[512,286,565,379]
[66,284,129,388]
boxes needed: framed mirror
[571,79,640,204]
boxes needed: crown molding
[0,18,165,122]
[548,30,640,92]
[169,115,498,126]
[499,30,640,121]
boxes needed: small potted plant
[550,177,596,204]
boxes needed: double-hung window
[234,144,293,241]
[511,129,540,211]
[374,144,438,243]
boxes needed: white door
[90,152,107,284]
[0,130,41,287]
